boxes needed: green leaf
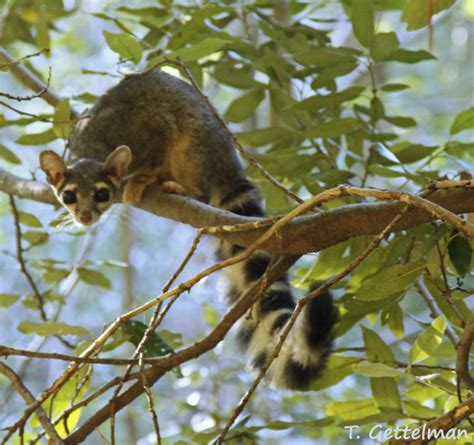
[103,31,143,63]
[370,32,399,61]
[361,327,401,410]
[18,211,43,228]
[17,321,90,336]
[310,356,361,390]
[0,294,20,307]
[326,399,379,421]
[236,127,293,147]
[383,303,405,338]
[78,268,111,289]
[121,321,183,377]
[15,128,57,145]
[53,99,72,140]
[295,86,365,111]
[295,47,357,67]
[362,326,395,363]
[447,230,472,278]
[381,83,410,92]
[353,361,401,378]
[410,316,446,364]
[383,115,417,128]
[23,231,49,246]
[305,118,362,139]
[202,303,218,328]
[0,145,21,164]
[450,106,474,135]
[353,260,425,301]
[392,142,437,163]
[224,89,264,123]
[402,0,455,31]
[32,362,91,436]
[352,0,374,47]
[169,37,227,62]
[43,268,69,284]
[389,49,436,63]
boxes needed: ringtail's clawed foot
[122,168,160,204]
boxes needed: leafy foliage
[0,0,472,444]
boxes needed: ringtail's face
[39,145,132,226]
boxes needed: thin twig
[0,100,88,124]
[0,48,49,69]
[8,195,75,349]
[434,238,466,327]
[139,353,161,444]
[215,205,410,443]
[8,195,47,321]
[61,256,299,444]
[0,67,52,102]
[30,373,141,445]
[109,229,204,440]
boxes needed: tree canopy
[0,1,473,444]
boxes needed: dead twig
[0,67,52,102]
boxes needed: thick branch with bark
[1,168,473,255]
[389,395,474,445]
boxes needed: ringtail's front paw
[161,181,187,196]
[122,169,159,204]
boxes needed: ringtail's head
[39,145,132,226]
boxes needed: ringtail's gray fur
[40,70,336,390]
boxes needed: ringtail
[39,70,337,390]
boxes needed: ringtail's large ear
[39,150,67,187]
[104,145,132,187]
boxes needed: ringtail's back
[40,70,337,390]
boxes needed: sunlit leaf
[352,0,374,47]
[409,316,446,364]
[0,294,20,307]
[17,321,90,336]
[326,399,379,420]
[450,106,474,135]
[103,31,143,63]
[0,145,21,164]
[16,128,57,145]
[402,0,455,30]
[169,37,228,62]
[18,211,42,228]
[370,32,399,61]
[353,260,425,301]
[77,268,111,289]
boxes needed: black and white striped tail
[216,179,337,390]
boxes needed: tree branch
[388,395,474,445]
[1,167,473,254]
[62,255,299,444]
[456,316,474,392]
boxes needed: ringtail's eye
[94,188,110,203]
[62,191,77,205]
